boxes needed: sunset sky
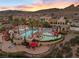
[0,0,79,11]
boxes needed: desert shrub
[70,36,79,46]
[55,50,63,58]
[75,48,79,57]
[8,52,28,58]
[0,51,8,58]
[65,51,73,58]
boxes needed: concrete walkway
[1,39,50,55]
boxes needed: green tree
[28,18,35,37]
[8,15,13,24]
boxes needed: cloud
[0,0,78,11]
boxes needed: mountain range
[0,4,79,19]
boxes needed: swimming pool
[40,34,61,41]
[21,29,62,41]
[21,29,38,39]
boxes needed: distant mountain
[0,4,79,18]
[0,10,32,16]
[64,4,79,11]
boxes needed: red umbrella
[30,42,38,47]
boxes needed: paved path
[63,32,77,43]
[1,32,79,57]
[64,32,79,58]
[1,40,50,54]
[55,32,79,58]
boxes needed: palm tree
[8,15,13,25]
[24,20,27,40]
[13,18,24,34]
[20,18,27,45]
[14,18,20,34]
[28,17,34,38]
[39,17,46,33]
[34,20,40,32]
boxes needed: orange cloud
[25,1,74,11]
[0,0,78,11]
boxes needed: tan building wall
[47,17,70,33]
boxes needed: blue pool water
[40,34,61,41]
[21,29,38,38]
[21,29,61,41]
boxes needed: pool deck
[2,41,49,53]
[0,32,63,54]
[1,37,50,55]
[0,29,79,57]
[0,28,63,57]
